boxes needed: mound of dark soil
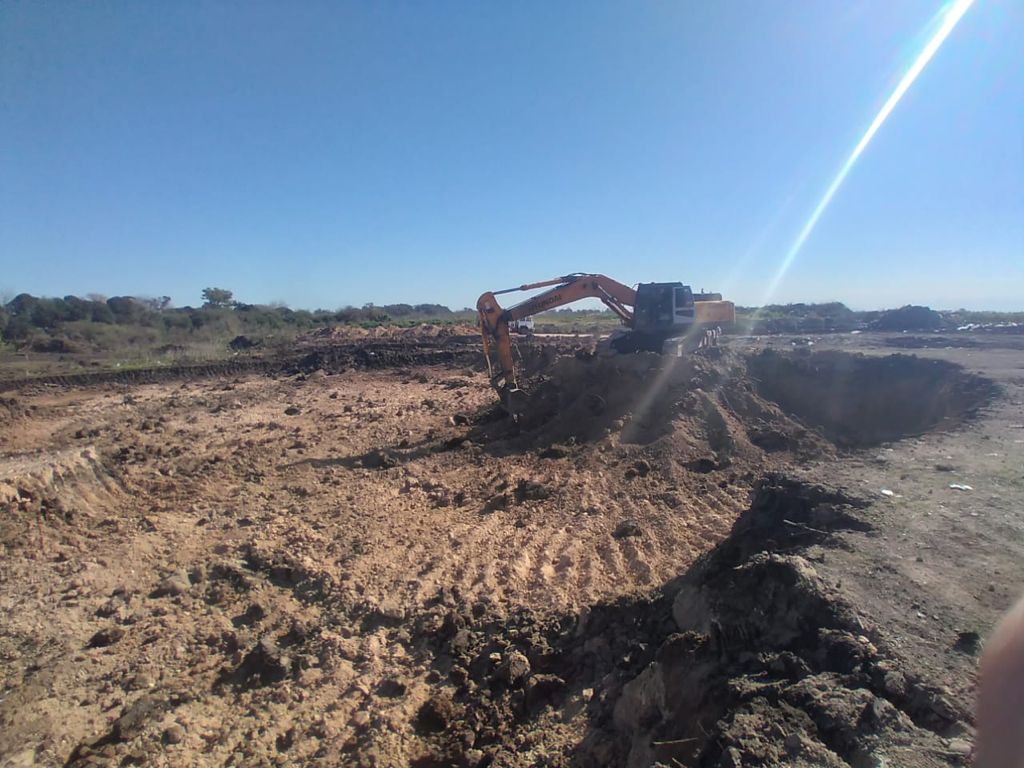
[747,350,997,448]
[607,475,969,768]
[871,305,944,332]
[470,350,832,467]
[293,341,480,375]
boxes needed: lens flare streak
[761,0,976,304]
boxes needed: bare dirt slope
[0,332,1020,767]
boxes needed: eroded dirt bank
[0,336,1020,767]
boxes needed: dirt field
[1,332,1022,767]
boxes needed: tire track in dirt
[528,525,571,595]
[390,490,727,614]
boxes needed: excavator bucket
[502,386,530,418]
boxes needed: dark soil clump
[871,305,944,332]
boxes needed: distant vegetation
[533,302,1024,335]
[1,290,1021,377]
[0,289,478,373]
[737,303,1024,334]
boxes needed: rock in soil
[152,569,191,597]
[612,520,642,539]
[500,651,531,685]
[112,695,166,741]
[86,626,125,648]
[162,723,185,745]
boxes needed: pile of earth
[471,349,834,468]
[297,324,479,344]
[291,342,482,377]
[607,474,970,768]
[870,305,944,332]
[472,347,996,457]
[0,396,33,422]
[0,448,123,557]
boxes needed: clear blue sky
[2,1,1021,311]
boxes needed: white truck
[510,317,535,335]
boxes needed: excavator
[477,273,735,414]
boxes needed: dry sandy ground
[0,333,1021,767]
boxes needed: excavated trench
[746,349,998,448]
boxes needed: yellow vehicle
[476,273,735,413]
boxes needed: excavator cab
[633,282,696,333]
[610,282,703,353]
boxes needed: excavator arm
[476,273,637,411]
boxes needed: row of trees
[1,294,158,341]
[0,288,470,349]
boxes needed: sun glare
[758,0,977,307]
